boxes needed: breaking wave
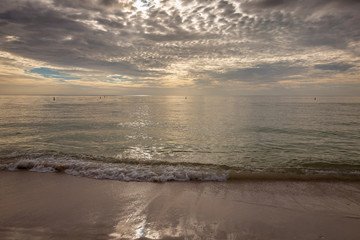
[0,151,228,182]
[1,150,360,182]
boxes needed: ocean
[1,95,360,182]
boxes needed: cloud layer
[0,0,359,94]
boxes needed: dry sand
[1,171,360,240]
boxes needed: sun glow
[133,0,159,13]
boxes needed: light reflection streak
[108,190,163,239]
[107,183,224,240]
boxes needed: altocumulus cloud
[0,0,359,94]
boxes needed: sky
[0,0,359,95]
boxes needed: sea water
[1,95,360,181]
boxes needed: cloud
[201,62,306,84]
[110,75,140,82]
[314,63,354,72]
[241,0,360,12]
[0,0,359,94]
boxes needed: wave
[0,151,228,182]
[1,150,360,182]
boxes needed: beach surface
[1,171,360,240]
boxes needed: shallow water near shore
[1,95,360,181]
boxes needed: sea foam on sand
[0,171,360,240]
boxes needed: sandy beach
[1,171,360,240]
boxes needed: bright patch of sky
[28,68,80,81]
[111,75,139,82]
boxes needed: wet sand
[1,171,360,240]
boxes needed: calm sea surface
[1,95,360,181]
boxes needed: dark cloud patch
[142,32,214,42]
[217,0,236,16]
[241,0,360,13]
[240,0,297,12]
[242,0,286,9]
[99,0,118,7]
[209,62,306,83]
[95,18,125,29]
[0,2,88,36]
[52,0,126,11]
[0,0,154,77]
[314,63,354,72]
[52,0,95,9]
[239,1,360,49]
[295,14,359,49]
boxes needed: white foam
[0,158,228,182]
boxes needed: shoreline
[2,163,360,182]
[1,171,360,239]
